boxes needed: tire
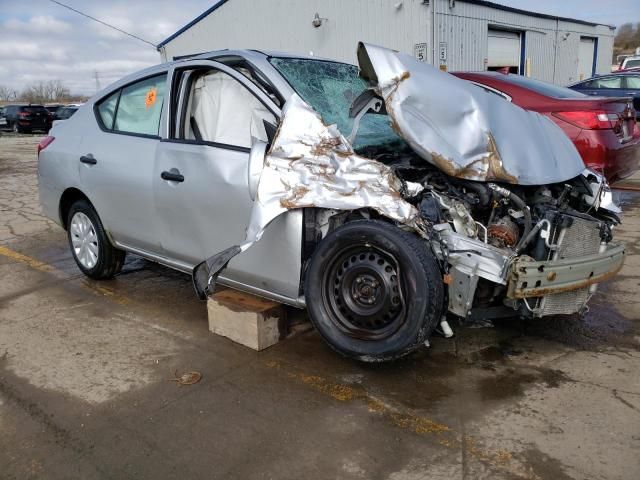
[305,220,444,362]
[66,200,125,279]
[12,122,20,133]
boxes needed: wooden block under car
[207,289,287,351]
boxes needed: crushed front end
[352,42,625,320]
[395,167,626,319]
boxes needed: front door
[154,61,303,300]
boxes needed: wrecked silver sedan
[39,43,625,362]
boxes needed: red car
[451,72,640,183]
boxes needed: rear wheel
[305,220,444,362]
[67,200,125,279]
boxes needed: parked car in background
[619,56,640,71]
[0,106,7,130]
[452,72,639,183]
[53,105,79,121]
[3,104,52,133]
[568,72,640,119]
[38,45,624,362]
[45,104,64,116]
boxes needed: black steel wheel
[323,245,407,341]
[305,219,444,362]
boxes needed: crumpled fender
[357,42,586,185]
[192,94,425,297]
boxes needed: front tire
[67,200,125,279]
[305,220,444,362]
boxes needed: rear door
[79,72,167,253]
[153,60,303,300]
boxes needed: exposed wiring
[48,0,156,48]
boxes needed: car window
[626,76,640,89]
[491,74,587,98]
[58,107,77,119]
[625,59,640,69]
[589,77,623,89]
[23,106,48,114]
[268,57,406,150]
[179,69,275,148]
[114,74,166,136]
[97,91,119,129]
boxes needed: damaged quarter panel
[357,42,586,185]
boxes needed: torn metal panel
[357,43,586,185]
[245,93,426,244]
[193,94,425,296]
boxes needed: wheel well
[299,207,395,296]
[59,188,92,230]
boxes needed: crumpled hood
[357,42,586,185]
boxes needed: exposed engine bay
[348,148,625,319]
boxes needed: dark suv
[4,104,52,133]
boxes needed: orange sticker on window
[145,87,157,108]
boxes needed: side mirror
[248,140,268,200]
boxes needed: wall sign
[414,43,428,62]
[439,42,447,63]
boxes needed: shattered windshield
[269,57,406,150]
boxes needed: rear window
[57,107,77,119]
[496,75,588,98]
[21,106,48,113]
[626,76,640,89]
[624,59,640,69]
[583,76,623,89]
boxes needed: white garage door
[577,37,595,81]
[488,29,521,72]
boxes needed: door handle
[80,155,97,165]
[161,170,185,183]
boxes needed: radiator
[537,214,603,316]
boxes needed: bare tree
[20,80,71,103]
[0,85,18,101]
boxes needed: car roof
[91,48,343,104]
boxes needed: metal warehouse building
[157,0,615,86]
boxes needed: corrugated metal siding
[436,13,485,71]
[161,0,614,86]
[524,29,555,81]
[433,0,614,84]
[162,0,431,66]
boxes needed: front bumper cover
[506,243,626,299]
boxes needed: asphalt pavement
[1,134,639,480]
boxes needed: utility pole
[94,71,101,93]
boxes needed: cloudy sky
[0,0,637,96]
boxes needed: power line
[48,0,156,48]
